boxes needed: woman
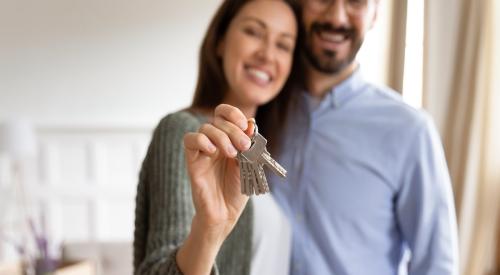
[134,0,301,274]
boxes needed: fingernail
[227,145,238,157]
[240,120,248,130]
[207,143,216,153]
[240,137,251,150]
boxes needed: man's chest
[272,116,401,219]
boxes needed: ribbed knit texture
[133,111,253,275]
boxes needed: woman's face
[219,0,297,112]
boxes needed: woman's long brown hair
[190,0,303,155]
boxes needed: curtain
[423,0,500,274]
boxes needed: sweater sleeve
[133,111,219,275]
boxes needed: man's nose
[324,1,349,28]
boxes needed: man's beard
[303,22,363,74]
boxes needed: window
[402,0,425,108]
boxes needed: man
[267,0,459,274]
[211,0,459,274]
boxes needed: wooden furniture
[0,260,95,275]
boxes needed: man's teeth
[248,68,270,82]
[320,32,346,43]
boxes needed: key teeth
[237,131,284,196]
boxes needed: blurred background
[0,0,498,274]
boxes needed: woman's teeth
[247,68,271,82]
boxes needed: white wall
[357,0,393,87]
[0,0,221,262]
[0,0,220,127]
[0,0,393,128]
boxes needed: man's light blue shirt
[269,69,459,275]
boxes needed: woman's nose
[256,40,274,62]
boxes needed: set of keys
[236,119,287,196]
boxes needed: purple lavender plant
[29,217,59,274]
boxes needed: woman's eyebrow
[240,16,296,39]
[240,16,267,28]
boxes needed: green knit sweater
[133,110,254,275]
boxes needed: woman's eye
[277,42,292,53]
[243,27,263,38]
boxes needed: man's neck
[306,62,359,99]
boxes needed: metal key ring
[248,118,258,138]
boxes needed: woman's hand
[177,104,254,275]
[183,104,255,238]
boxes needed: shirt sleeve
[396,114,459,275]
[133,112,219,275]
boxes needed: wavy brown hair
[190,0,303,155]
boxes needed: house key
[237,119,287,196]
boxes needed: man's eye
[348,0,366,6]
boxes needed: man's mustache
[311,22,354,36]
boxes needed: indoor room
[1,0,499,274]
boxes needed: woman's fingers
[213,117,251,152]
[214,104,248,130]
[198,123,239,158]
[187,104,256,161]
[184,132,216,156]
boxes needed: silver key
[253,163,269,194]
[237,121,287,196]
[238,156,269,196]
[240,132,287,178]
[237,153,254,195]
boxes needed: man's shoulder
[361,82,429,129]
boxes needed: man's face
[301,0,378,74]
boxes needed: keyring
[248,118,258,138]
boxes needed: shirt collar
[301,67,366,112]
[328,67,366,108]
